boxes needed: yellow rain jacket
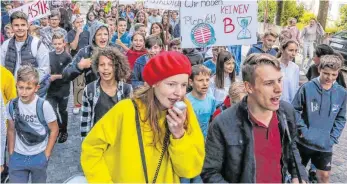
[1,66,16,104]
[81,98,205,183]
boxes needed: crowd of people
[0,0,346,183]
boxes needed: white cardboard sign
[180,0,258,48]
[9,0,51,22]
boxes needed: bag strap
[131,99,170,184]
[36,98,48,132]
[282,114,303,183]
[8,98,19,121]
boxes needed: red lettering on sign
[42,0,49,13]
[223,17,235,33]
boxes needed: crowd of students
[0,1,346,183]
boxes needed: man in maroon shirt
[202,53,308,183]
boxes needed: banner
[119,0,137,4]
[9,0,51,22]
[144,0,180,10]
[180,0,257,48]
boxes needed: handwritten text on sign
[144,0,181,10]
[180,0,257,48]
[9,0,51,22]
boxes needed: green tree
[337,4,347,30]
[257,0,277,23]
[317,0,330,29]
[281,1,305,26]
[275,1,284,25]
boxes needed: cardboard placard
[9,0,51,22]
[180,0,258,48]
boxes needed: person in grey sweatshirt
[292,54,347,183]
[301,18,324,69]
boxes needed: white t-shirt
[6,95,57,155]
[209,75,232,105]
[14,41,25,79]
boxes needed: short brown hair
[10,11,28,23]
[17,65,40,85]
[242,53,281,85]
[189,64,211,80]
[49,9,61,19]
[52,32,64,41]
[169,38,181,48]
[263,31,278,39]
[318,55,342,71]
[92,47,131,81]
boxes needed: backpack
[8,97,49,146]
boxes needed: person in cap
[81,51,205,183]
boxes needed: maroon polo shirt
[249,111,282,183]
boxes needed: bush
[325,26,342,34]
[299,11,316,25]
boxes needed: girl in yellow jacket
[81,51,205,183]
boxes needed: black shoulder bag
[131,99,170,184]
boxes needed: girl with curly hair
[80,47,133,139]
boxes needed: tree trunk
[275,0,283,26]
[317,0,330,29]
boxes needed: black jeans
[46,94,68,133]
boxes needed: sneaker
[309,169,318,183]
[58,132,68,143]
[73,107,80,114]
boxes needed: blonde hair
[229,81,246,103]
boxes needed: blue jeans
[180,176,202,183]
[9,151,48,183]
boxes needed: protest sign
[144,0,180,10]
[180,0,257,48]
[9,0,51,22]
[119,0,137,4]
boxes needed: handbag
[131,100,170,184]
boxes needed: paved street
[46,76,347,183]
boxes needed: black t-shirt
[67,29,90,57]
[48,51,72,96]
[94,86,119,124]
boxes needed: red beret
[143,51,192,86]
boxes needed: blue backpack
[8,97,49,146]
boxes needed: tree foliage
[257,0,277,23]
[337,4,347,30]
[281,1,305,26]
[258,0,305,26]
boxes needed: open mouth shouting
[270,96,280,105]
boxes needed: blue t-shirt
[186,93,216,138]
[203,59,216,75]
[111,31,131,48]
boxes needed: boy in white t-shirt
[6,66,59,183]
